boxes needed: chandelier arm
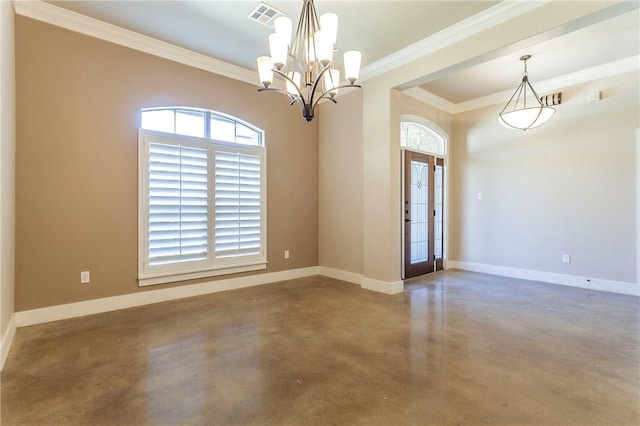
[257,87,292,97]
[333,83,362,91]
[257,86,306,113]
[307,64,332,107]
[272,68,308,104]
[311,83,362,111]
[310,94,337,114]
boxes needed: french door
[403,150,444,278]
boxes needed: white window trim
[138,129,267,287]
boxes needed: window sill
[138,262,267,287]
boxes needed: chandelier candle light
[498,55,555,131]
[256,0,362,122]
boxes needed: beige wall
[399,94,453,138]
[317,90,454,280]
[1,1,16,341]
[318,90,363,275]
[15,17,319,311]
[354,1,615,289]
[11,3,637,316]
[360,81,398,284]
[450,71,639,284]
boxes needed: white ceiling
[419,7,640,104]
[49,1,499,69]
[44,0,639,105]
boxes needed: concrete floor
[1,271,639,425]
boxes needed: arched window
[141,107,263,146]
[138,107,266,286]
[400,121,446,156]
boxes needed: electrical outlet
[80,271,90,284]
[562,254,571,264]
[284,250,290,259]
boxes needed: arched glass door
[401,121,446,278]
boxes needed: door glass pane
[434,164,443,259]
[411,160,428,264]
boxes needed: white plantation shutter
[148,143,208,265]
[138,124,266,286]
[214,151,262,258]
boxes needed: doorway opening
[401,120,447,279]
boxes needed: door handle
[404,218,411,222]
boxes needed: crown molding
[13,0,552,90]
[13,0,636,113]
[360,0,552,82]
[12,0,258,85]
[402,87,456,115]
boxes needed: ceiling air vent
[249,2,286,28]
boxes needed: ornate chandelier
[498,55,555,131]
[256,0,362,122]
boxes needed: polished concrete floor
[2,271,639,425]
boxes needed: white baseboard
[318,266,406,295]
[16,260,635,333]
[448,261,639,296]
[15,266,320,328]
[361,277,404,295]
[317,266,362,285]
[13,266,405,330]
[1,314,16,371]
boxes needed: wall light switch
[477,192,483,200]
[284,250,290,259]
[562,254,571,264]
[80,271,90,284]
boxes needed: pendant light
[498,55,555,131]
